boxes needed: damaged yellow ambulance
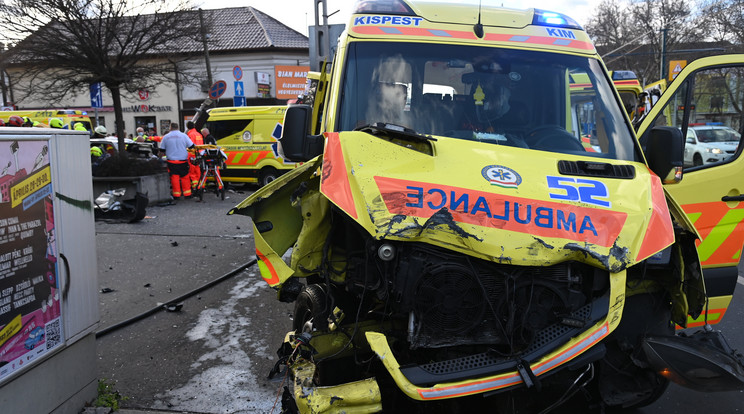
[229,1,744,412]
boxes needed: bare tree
[585,0,646,77]
[698,0,744,48]
[585,0,636,48]
[586,0,708,83]
[0,0,201,152]
[630,0,704,80]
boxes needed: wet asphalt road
[94,185,744,413]
[95,186,293,413]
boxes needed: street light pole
[199,9,213,90]
[659,27,668,81]
[312,0,331,71]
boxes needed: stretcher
[193,145,226,200]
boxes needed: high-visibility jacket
[187,129,203,145]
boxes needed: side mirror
[280,105,324,162]
[686,137,695,144]
[645,126,684,184]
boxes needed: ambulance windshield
[338,42,640,162]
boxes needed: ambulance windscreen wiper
[354,122,437,143]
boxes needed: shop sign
[275,65,310,100]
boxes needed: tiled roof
[4,6,308,65]
[175,7,309,54]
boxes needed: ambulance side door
[637,56,744,326]
[206,117,254,170]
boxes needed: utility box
[0,128,99,412]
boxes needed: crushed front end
[228,1,744,412]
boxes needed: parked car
[685,125,740,166]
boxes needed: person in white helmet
[93,125,107,138]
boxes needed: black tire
[258,167,279,187]
[292,284,328,333]
[598,292,674,410]
[621,377,669,410]
[599,369,670,411]
[693,153,703,166]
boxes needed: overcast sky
[196,0,600,36]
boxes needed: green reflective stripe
[687,311,722,324]
[686,211,702,224]
[696,209,744,261]
[256,259,273,281]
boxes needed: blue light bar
[532,9,582,30]
[612,70,638,80]
[354,0,415,15]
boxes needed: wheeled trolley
[193,145,226,200]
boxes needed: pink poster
[0,139,63,383]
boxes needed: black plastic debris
[94,191,148,223]
[100,287,115,293]
[171,241,178,247]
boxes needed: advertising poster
[274,65,310,100]
[256,72,272,98]
[0,139,62,384]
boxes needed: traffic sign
[233,96,246,107]
[669,60,687,81]
[90,82,103,108]
[209,80,227,99]
[233,66,243,81]
[234,81,244,97]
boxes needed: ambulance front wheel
[259,167,279,187]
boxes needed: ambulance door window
[645,66,744,171]
[204,119,253,142]
[684,67,744,171]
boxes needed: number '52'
[547,176,611,208]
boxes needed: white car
[684,125,740,167]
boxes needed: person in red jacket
[186,121,203,191]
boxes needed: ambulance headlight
[532,9,582,29]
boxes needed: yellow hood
[320,131,673,272]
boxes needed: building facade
[3,7,309,137]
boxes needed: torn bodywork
[231,134,738,412]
